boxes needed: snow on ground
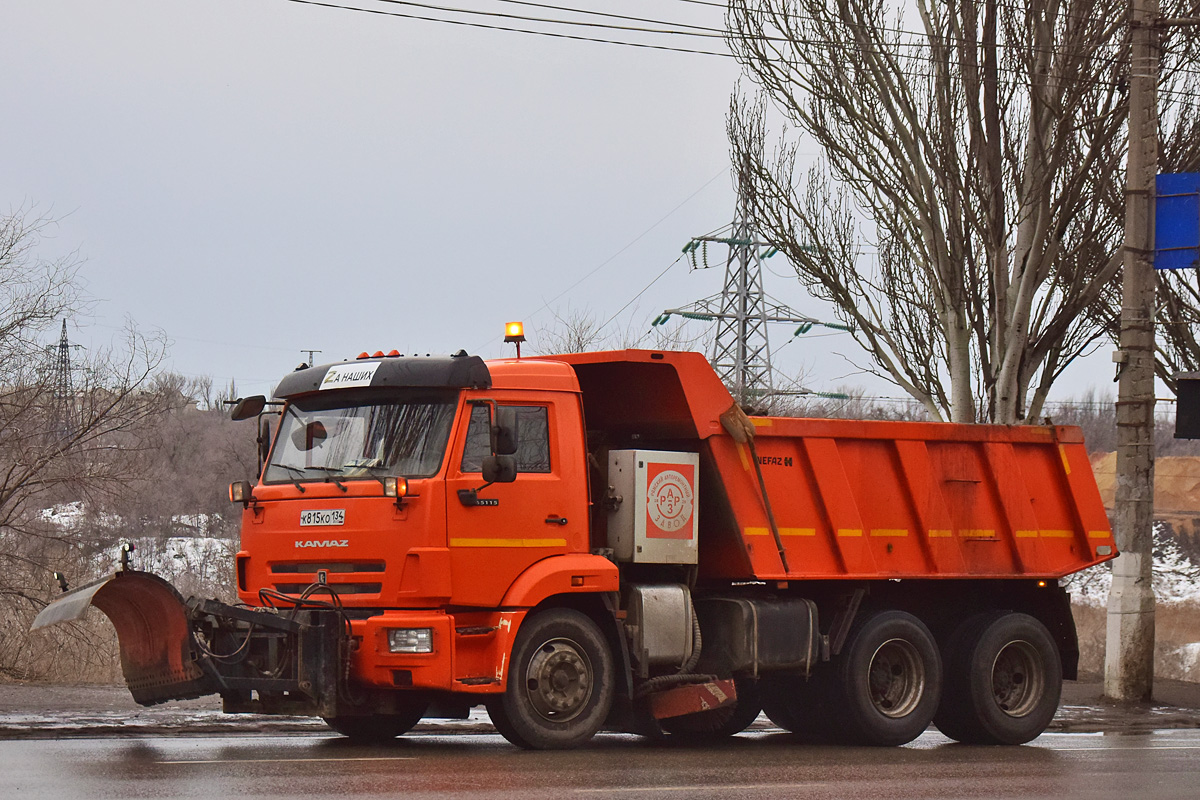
[1062,523,1200,606]
[39,502,236,598]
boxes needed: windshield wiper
[305,465,349,492]
[271,464,307,493]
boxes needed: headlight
[387,628,433,654]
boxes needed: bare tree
[533,305,711,355]
[0,209,172,677]
[727,0,1200,423]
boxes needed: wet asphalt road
[2,728,1199,800]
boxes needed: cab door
[444,394,589,607]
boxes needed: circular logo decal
[648,469,694,532]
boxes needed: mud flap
[32,570,216,706]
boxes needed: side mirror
[491,407,519,456]
[482,455,517,484]
[230,395,267,421]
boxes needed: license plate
[300,509,345,526]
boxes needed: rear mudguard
[32,570,216,705]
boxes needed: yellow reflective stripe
[751,418,773,427]
[1015,530,1039,538]
[450,538,566,548]
[927,529,953,538]
[870,529,908,537]
[960,529,996,538]
[1041,530,1075,538]
[736,442,751,471]
[1089,530,1112,539]
[745,527,816,537]
[1059,445,1072,475]
[837,528,863,537]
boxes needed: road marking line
[577,783,830,794]
[158,756,418,764]
[1045,745,1200,752]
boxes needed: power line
[471,167,729,352]
[274,0,1200,102]
[596,255,684,336]
[277,0,734,56]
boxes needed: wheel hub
[867,638,925,719]
[524,638,593,722]
[991,640,1044,717]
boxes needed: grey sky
[2,0,1114,406]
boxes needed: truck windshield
[264,391,457,483]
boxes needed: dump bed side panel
[702,417,1116,581]
[547,350,1114,582]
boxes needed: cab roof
[273,352,490,399]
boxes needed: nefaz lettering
[295,540,350,548]
[758,455,793,467]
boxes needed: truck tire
[834,610,942,746]
[659,678,762,741]
[934,612,1061,745]
[486,608,614,750]
[760,667,840,742]
[322,703,428,742]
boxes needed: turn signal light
[228,480,253,506]
[382,477,409,498]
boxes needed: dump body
[553,349,1115,582]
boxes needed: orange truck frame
[34,347,1117,749]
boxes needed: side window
[461,405,551,473]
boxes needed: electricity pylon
[48,319,82,438]
[655,158,846,408]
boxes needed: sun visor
[273,353,491,399]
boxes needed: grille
[273,582,382,595]
[270,562,385,574]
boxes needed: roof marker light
[387,350,400,357]
[357,352,370,360]
[504,321,526,359]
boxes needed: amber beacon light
[504,321,526,358]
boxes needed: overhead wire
[273,0,1200,104]
[277,0,734,56]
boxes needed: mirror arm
[457,482,497,507]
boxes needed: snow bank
[1063,523,1200,606]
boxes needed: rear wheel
[659,678,762,741]
[934,612,1061,745]
[760,667,840,742]
[834,610,942,746]
[486,608,614,750]
[322,702,428,742]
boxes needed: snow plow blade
[32,570,217,706]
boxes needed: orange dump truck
[33,347,1116,748]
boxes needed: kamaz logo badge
[295,540,349,548]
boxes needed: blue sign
[1156,173,1200,270]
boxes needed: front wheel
[487,608,614,750]
[934,612,1061,745]
[322,702,428,742]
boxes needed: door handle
[545,516,568,526]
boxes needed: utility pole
[1105,0,1160,703]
